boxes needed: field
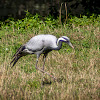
[0,14,100,100]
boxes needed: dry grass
[0,24,100,100]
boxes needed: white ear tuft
[57,37,66,45]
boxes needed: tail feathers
[12,45,25,58]
[10,56,21,67]
[10,45,25,67]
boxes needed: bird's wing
[25,36,45,52]
[24,34,58,53]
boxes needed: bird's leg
[41,54,48,86]
[42,54,48,71]
[35,55,57,81]
[35,59,38,69]
[36,66,57,80]
[35,55,40,69]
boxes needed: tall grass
[0,14,100,100]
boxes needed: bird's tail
[10,45,25,67]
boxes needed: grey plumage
[10,34,74,79]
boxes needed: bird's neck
[54,40,63,50]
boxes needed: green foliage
[0,12,99,35]
[69,14,100,26]
[44,15,59,28]
[0,11,60,35]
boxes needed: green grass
[0,14,100,100]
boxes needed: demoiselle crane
[10,34,74,80]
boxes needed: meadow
[0,14,100,100]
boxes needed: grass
[0,14,100,100]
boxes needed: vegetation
[0,13,100,100]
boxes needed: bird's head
[57,36,74,49]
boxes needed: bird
[10,34,74,80]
